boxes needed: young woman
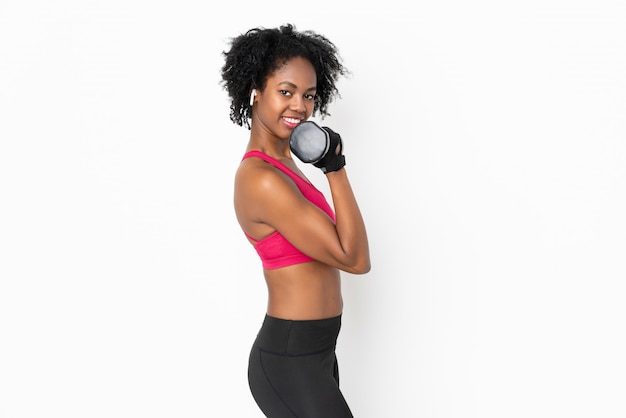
[221,24,370,417]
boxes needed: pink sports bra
[241,150,336,269]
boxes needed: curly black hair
[220,24,348,129]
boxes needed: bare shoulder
[236,157,294,197]
[234,156,303,223]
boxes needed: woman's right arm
[324,167,370,274]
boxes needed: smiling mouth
[283,117,303,129]
[283,117,302,125]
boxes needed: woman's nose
[291,96,306,112]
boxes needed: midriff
[263,261,343,320]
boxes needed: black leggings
[248,314,353,417]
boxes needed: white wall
[1,1,625,417]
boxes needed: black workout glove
[289,121,346,174]
[314,126,345,173]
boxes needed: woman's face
[255,56,317,140]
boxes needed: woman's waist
[264,261,342,319]
[254,313,342,356]
[266,294,343,321]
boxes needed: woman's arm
[324,168,370,274]
[235,160,370,274]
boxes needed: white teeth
[284,118,300,124]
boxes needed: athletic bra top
[241,150,336,269]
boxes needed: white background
[1,1,625,417]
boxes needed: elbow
[359,259,372,274]
[333,247,370,274]
[346,257,371,275]
[354,264,371,275]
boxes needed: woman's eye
[279,90,291,96]
[304,94,316,101]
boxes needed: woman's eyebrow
[278,81,317,91]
